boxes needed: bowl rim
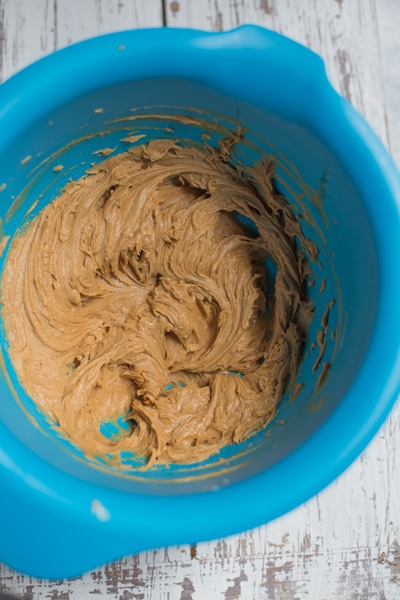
[0,25,400,579]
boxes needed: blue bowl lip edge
[0,25,400,577]
[0,24,326,148]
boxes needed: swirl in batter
[1,139,315,466]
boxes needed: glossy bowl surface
[0,26,399,579]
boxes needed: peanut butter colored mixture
[2,139,315,466]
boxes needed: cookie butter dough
[2,139,315,466]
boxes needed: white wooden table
[0,1,399,598]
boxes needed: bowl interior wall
[0,78,378,494]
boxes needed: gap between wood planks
[162,0,167,25]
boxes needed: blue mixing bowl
[0,26,399,579]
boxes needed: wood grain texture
[0,0,57,82]
[54,0,163,51]
[0,0,163,82]
[377,0,400,167]
[1,1,400,598]
[166,0,388,146]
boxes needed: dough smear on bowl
[1,139,316,466]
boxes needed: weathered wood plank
[0,0,57,82]
[0,0,163,83]
[377,0,400,167]
[1,517,400,599]
[55,0,164,49]
[166,0,388,146]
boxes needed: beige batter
[1,139,315,466]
